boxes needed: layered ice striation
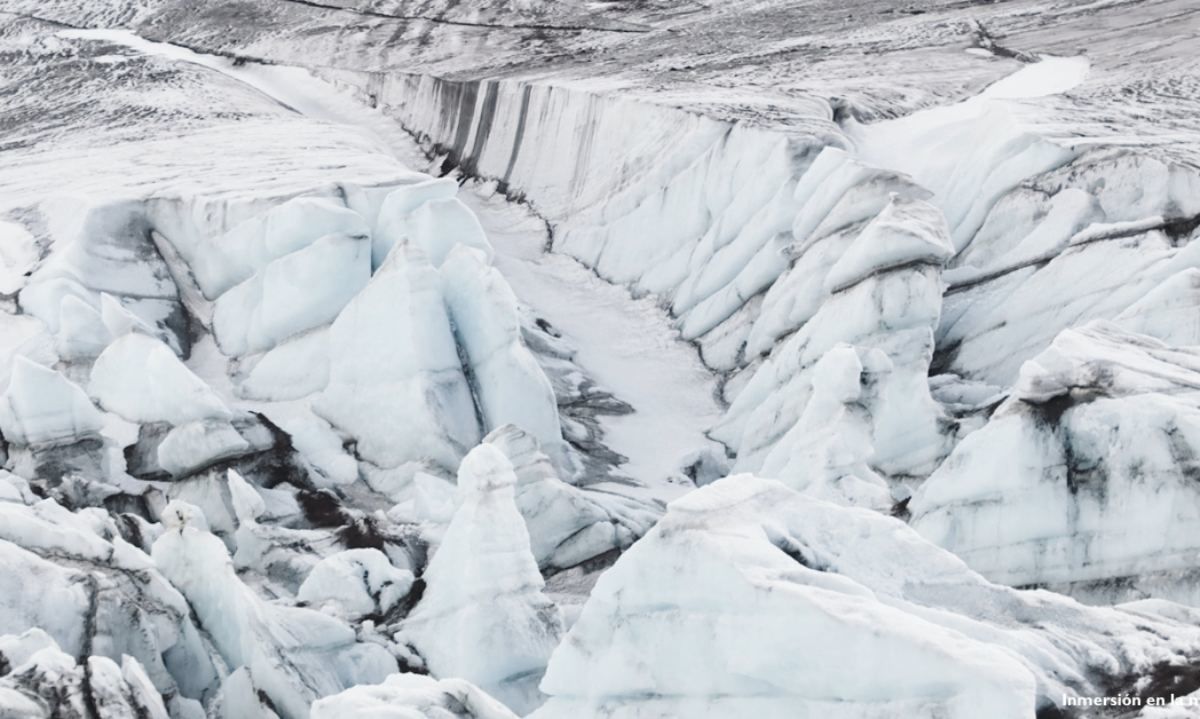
[712,194,955,484]
[0,357,104,447]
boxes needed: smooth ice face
[373,178,461,268]
[155,419,252,477]
[186,196,371,299]
[212,231,371,357]
[0,357,103,446]
[408,197,494,268]
[90,333,231,424]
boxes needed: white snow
[849,56,1089,250]
[980,56,1091,101]
[465,187,723,495]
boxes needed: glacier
[2,0,1200,717]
